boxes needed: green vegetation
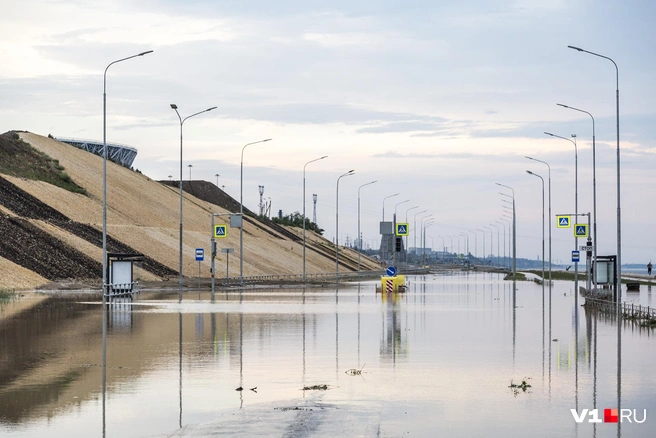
[504,272,526,281]
[0,288,15,301]
[0,131,87,195]
[270,212,324,235]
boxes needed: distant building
[55,137,138,168]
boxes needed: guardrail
[104,282,140,297]
[217,268,430,286]
[584,296,656,321]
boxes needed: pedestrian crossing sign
[574,224,588,237]
[214,224,227,238]
[557,215,571,228]
[396,223,409,236]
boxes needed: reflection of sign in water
[379,290,408,363]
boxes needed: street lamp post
[483,226,494,266]
[240,139,273,285]
[476,229,486,264]
[404,206,420,262]
[336,170,355,281]
[393,199,410,266]
[526,156,551,285]
[215,174,220,187]
[382,193,400,221]
[467,230,477,261]
[357,180,377,274]
[188,164,193,181]
[498,219,510,269]
[412,210,427,261]
[545,131,579,295]
[170,103,217,299]
[568,45,621,302]
[496,183,516,279]
[303,156,328,281]
[419,214,433,258]
[381,193,400,263]
[558,103,597,292]
[527,170,546,285]
[102,50,153,303]
[489,224,500,268]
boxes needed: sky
[2,0,656,265]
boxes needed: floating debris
[235,387,243,391]
[345,363,366,376]
[303,384,328,391]
[250,387,257,392]
[509,378,532,396]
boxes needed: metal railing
[584,296,656,320]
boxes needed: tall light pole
[545,131,579,292]
[420,216,433,259]
[489,224,500,267]
[215,174,220,187]
[526,156,551,285]
[357,180,377,274]
[170,103,216,298]
[404,206,420,262]
[239,139,272,285]
[476,228,486,263]
[415,211,429,257]
[382,193,400,221]
[467,230,477,261]
[336,170,355,281]
[498,219,510,269]
[102,50,153,302]
[496,183,516,279]
[303,155,328,281]
[558,103,597,292]
[483,226,494,266]
[568,45,621,302]
[527,170,545,285]
[188,164,193,181]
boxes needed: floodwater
[1,272,655,437]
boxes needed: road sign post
[210,213,233,295]
[221,248,234,285]
[195,248,204,291]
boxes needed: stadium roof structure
[55,137,138,168]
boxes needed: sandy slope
[0,133,378,290]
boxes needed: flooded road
[1,272,655,437]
